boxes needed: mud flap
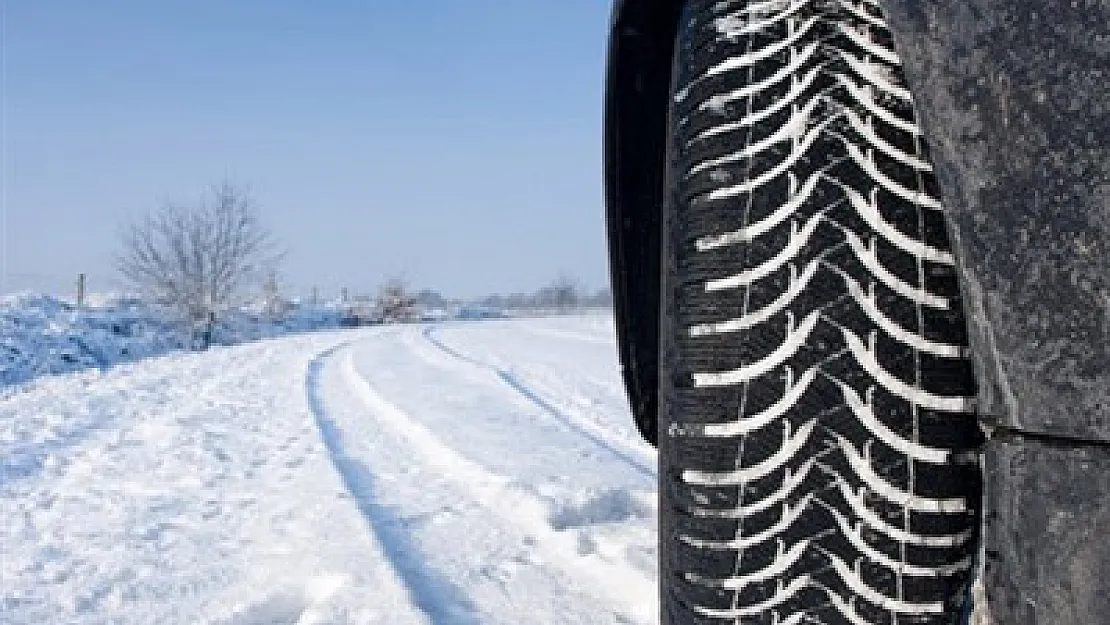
[880,2,1110,622]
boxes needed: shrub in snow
[115,182,282,348]
[0,293,346,388]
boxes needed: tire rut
[420,326,656,480]
[304,342,485,625]
[332,342,656,624]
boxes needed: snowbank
[0,292,607,389]
[0,293,345,388]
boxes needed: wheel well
[604,0,685,446]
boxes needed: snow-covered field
[1,314,658,625]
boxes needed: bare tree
[376,277,419,323]
[537,274,580,313]
[260,269,292,323]
[116,182,280,347]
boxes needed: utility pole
[76,273,86,309]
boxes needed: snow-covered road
[1,315,658,625]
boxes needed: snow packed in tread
[661,1,982,623]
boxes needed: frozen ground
[0,313,658,624]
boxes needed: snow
[0,293,345,388]
[1,312,657,624]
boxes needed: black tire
[658,1,983,623]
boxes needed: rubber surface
[604,0,685,446]
[657,1,983,622]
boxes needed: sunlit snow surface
[1,314,658,625]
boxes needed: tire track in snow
[335,345,656,624]
[420,326,655,480]
[304,342,484,625]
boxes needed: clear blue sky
[2,1,614,299]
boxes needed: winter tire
[658,1,983,623]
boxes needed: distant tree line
[417,276,613,313]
